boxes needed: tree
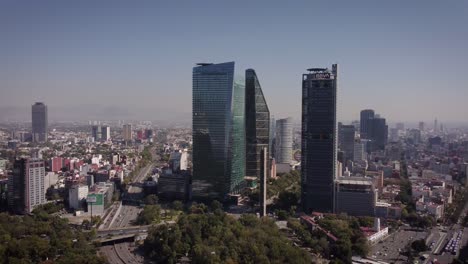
[172,200,184,211]
[411,239,427,252]
[210,200,223,212]
[143,212,312,264]
[144,194,158,205]
[136,205,162,225]
[276,210,289,220]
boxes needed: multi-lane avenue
[99,149,156,263]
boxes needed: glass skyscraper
[276,117,293,164]
[31,102,48,143]
[301,65,338,213]
[192,62,246,201]
[360,109,375,139]
[245,69,270,180]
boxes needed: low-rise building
[69,185,89,210]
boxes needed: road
[96,225,151,238]
[370,227,428,263]
[100,148,157,263]
[99,242,144,264]
[100,245,125,264]
[370,193,468,264]
[425,199,468,264]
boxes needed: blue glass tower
[192,62,246,201]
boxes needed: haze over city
[1,1,467,123]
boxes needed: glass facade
[301,64,338,213]
[276,118,293,164]
[245,69,270,179]
[192,62,245,200]
[31,102,48,142]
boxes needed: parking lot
[370,228,428,263]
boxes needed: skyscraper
[31,102,48,142]
[419,121,425,132]
[192,62,245,201]
[245,69,270,180]
[101,125,110,141]
[91,125,101,141]
[269,116,276,158]
[301,65,338,213]
[123,124,132,141]
[369,117,388,151]
[338,124,355,163]
[275,118,293,164]
[360,109,375,139]
[8,158,46,214]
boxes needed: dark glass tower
[31,102,48,142]
[301,65,338,213]
[360,109,375,139]
[338,124,355,162]
[192,62,246,201]
[245,69,270,180]
[369,117,388,151]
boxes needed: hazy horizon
[1,1,467,124]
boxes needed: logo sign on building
[86,195,97,203]
[312,73,331,80]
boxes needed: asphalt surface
[370,228,428,263]
[425,199,468,264]
[99,152,155,263]
[371,198,468,264]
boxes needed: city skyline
[1,1,467,123]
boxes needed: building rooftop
[336,178,373,186]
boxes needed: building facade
[360,109,375,140]
[335,178,376,216]
[101,126,110,141]
[245,69,270,180]
[123,124,132,141]
[369,117,388,151]
[69,185,89,210]
[91,125,101,141]
[276,117,293,164]
[8,158,46,214]
[192,62,245,201]
[32,102,48,142]
[301,65,338,213]
[338,123,355,163]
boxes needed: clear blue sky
[1,1,467,123]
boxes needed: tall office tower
[269,116,276,158]
[338,124,355,163]
[101,125,110,141]
[395,122,404,131]
[351,120,360,133]
[8,158,46,214]
[360,109,375,139]
[370,117,388,151]
[123,124,132,141]
[275,118,293,164]
[259,147,268,217]
[419,121,425,131]
[31,102,48,142]
[192,62,245,201]
[245,69,270,180]
[91,125,101,141]
[353,139,365,161]
[434,118,438,133]
[301,65,338,213]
